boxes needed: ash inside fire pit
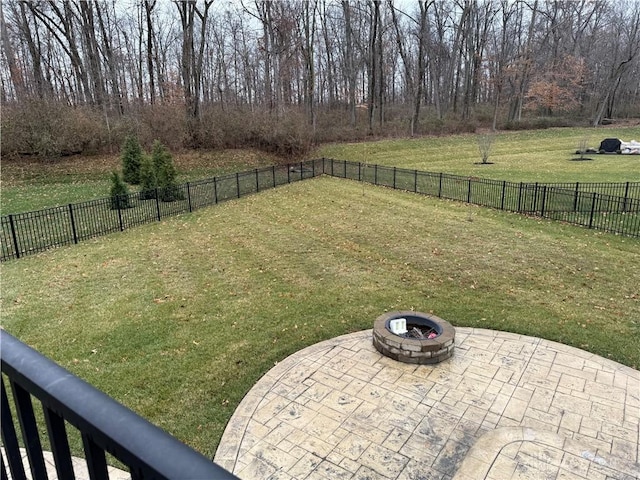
[373,311,455,364]
[394,321,439,340]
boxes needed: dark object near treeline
[599,138,621,153]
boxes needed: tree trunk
[368,0,380,134]
[342,0,356,127]
[144,1,156,104]
[301,1,317,131]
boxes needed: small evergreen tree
[139,155,157,200]
[110,171,131,209]
[151,140,184,202]
[121,135,143,184]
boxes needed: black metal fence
[322,159,640,238]
[1,330,238,480]
[2,159,638,261]
[1,161,321,261]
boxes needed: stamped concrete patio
[214,328,640,480]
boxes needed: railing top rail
[0,330,237,479]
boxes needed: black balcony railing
[1,331,238,480]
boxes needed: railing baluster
[1,378,27,480]
[2,456,9,480]
[10,380,48,480]
[82,433,109,480]
[43,407,75,480]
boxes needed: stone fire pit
[372,311,455,364]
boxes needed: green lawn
[0,149,283,214]
[315,126,640,183]
[2,177,638,458]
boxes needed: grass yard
[2,177,638,458]
[0,149,283,214]
[316,126,640,183]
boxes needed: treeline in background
[1,0,639,158]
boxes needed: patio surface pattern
[214,328,640,480]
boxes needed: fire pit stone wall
[373,311,455,364]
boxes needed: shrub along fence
[1,158,638,261]
[1,161,321,261]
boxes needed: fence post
[467,178,472,203]
[155,189,161,221]
[533,182,539,212]
[358,162,362,181]
[300,162,304,181]
[501,181,506,210]
[330,159,334,177]
[414,170,418,193]
[374,164,378,185]
[255,169,260,192]
[573,182,579,212]
[117,198,124,231]
[236,172,241,198]
[8,214,20,259]
[438,173,443,198]
[213,177,218,203]
[623,181,630,212]
[187,183,192,212]
[272,166,276,187]
[517,182,523,212]
[541,186,547,217]
[589,192,597,229]
[68,204,78,244]
[393,167,397,189]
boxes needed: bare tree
[477,132,495,164]
[1,2,26,101]
[592,4,640,125]
[175,0,213,144]
[508,0,538,122]
[388,1,431,135]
